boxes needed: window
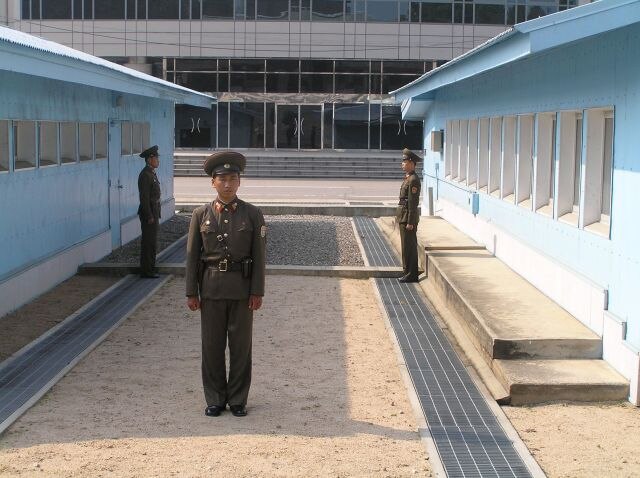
[478,118,489,191]
[502,116,516,201]
[257,0,288,19]
[516,114,534,209]
[202,0,233,19]
[148,0,180,19]
[384,61,424,75]
[458,120,468,183]
[94,0,125,19]
[218,103,229,148]
[534,112,556,216]
[582,108,614,236]
[475,0,505,25]
[422,2,452,23]
[230,103,265,148]
[444,120,453,178]
[335,74,369,94]
[79,123,93,161]
[488,117,502,195]
[60,122,77,164]
[345,0,366,21]
[266,74,299,93]
[0,121,9,172]
[556,111,582,225]
[42,0,71,19]
[467,119,478,188]
[334,104,369,149]
[39,122,58,167]
[121,122,132,156]
[312,0,344,20]
[14,121,37,170]
[399,1,411,21]
[136,0,146,18]
[142,122,151,150]
[230,74,265,92]
[95,123,108,160]
[367,0,399,22]
[132,123,143,154]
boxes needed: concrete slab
[378,216,485,250]
[494,359,629,405]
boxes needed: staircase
[174,149,406,179]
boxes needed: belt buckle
[218,259,228,272]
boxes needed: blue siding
[420,23,640,346]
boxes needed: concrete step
[375,216,628,404]
[494,359,629,405]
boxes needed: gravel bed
[98,214,364,266]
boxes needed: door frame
[274,103,324,150]
[107,119,122,249]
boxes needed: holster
[241,257,253,279]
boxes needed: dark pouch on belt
[241,258,253,279]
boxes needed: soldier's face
[402,158,415,173]
[212,173,241,201]
[147,155,159,169]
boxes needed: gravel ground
[99,214,364,266]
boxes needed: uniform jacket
[137,165,161,220]
[186,198,266,300]
[396,172,421,225]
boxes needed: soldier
[138,145,161,278]
[396,148,421,283]
[185,151,266,418]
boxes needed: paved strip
[0,274,168,435]
[353,217,533,478]
[157,234,187,263]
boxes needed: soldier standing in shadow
[138,145,161,278]
[397,148,421,283]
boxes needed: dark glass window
[175,105,216,148]
[370,104,381,149]
[312,0,344,21]
[218,72,229,92]
[267,59,300,72]
[301,60,333,72]
[266,73,299,93]
[137,0,147,19]
[265,103,275,148]
[334,104,369,149]
[371,60,381,73]
[231,59,265,72]
[300,74,334,93]
[335,75,369,94]
[202,0,233,19]
[403,120,423,150]
[94,0,124,19]
[167,72,175,82]
[367,0,398,22]
[410,1,420,21]
[42,0,71,19]
[246,0,256,19]
[527,3,556,20]
[84,0,92,19]
[257,0,289,19]
[370,74,381,94]
[507,5,525,24]
[192,0,202,19]
[22,0,30,19]
[176,59,218,71]
[475,3,505,24]
[230,73,265,92]
[335,60,368,73]
[323,103,333,149]
[31,0,41,19]
[399,1,410,21]
[176,73,216,92]
[230,103,265,148]
[381,105,401,150]
[149,0,180,19]
[422,2,452,23]
[218,103,229,148]
[235,0,245,19]
[127,0,135,19]
[219,59,230,71]
[382,74,418,93]
[384,60,423,74]
[345,0,365,21]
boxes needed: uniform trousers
[140,219,158,275]
[200,298,253,407]
[399,223,419,278]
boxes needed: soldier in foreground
[397,148,421,283]
[185,151,266,418]
[138,145,161,278]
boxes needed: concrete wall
[418,23,640,396]
[0,69,176,317]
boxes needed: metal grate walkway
[0,274,167,435]
[157,234,187,263]
[354,217,532,478]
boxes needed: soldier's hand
[405,224,414,231]
[248,295,263,311]
[187,296,200,311]
[147,218,155,225]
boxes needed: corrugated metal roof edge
[0,25,213,104]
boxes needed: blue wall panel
[420,24,640,346]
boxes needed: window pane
[404,120,423,150]
[137,0,146,19]
[132,123,143,154]
[422,3,452,23]
[367,0,398,22]
[381,105,401,150]
[335,74,369,94]
[267,59,300,73]
[410,1,420,21]
[218,103,229,148]
[257,0,289,19]
[42,0,71,19]
[301,60,333,72]
[94,0,124,19]
[142,122,150,150]
[230,102,265,148]
[602,116,613,216]
[121,122,132,156]
[246,0,255,19]
[95,123,108,160]
[300,74,333,93]
[202,0,233,19]
[383,60,423,74]
[175,59,218,71]
[22,0,30,19]
[324,103,333,149]
[38,122,58,167]
[475,3,505,25]
[312,0,344,21]
[231,59,265,72]
[399,1,410,21]
[176,72,216,92]
[370,74,381,94]
[14,121,37,170]
[266,73,299,93]
[334,103,368,149]
[79,123,93,161]
[265,103,275,148]
[235,0,245,19]
[126,0,135,19]
[336,60,368,73]
[369,104,381,150]
[60,122,77,164]
[0,121,9,172]
[229,73,264,92]
[383,74,418,93]
[31,0,41,19]
[148,0,180,19]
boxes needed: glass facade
[25,0,571,24]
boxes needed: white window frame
[488,116,502,196]
[556,111,582,226]
[501,116,516,202]
[458,119,468,184]
[0,120,9,173]
[95,122,108,160]
[534,112,556,217]
[79,122,94,162]
[516,114,534,210]
[478,118,490,192]
[467,118,479,189]
[13,120,37,171]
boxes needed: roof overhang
[401,97,434,120]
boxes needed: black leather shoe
[205,405,225,417]
[229,405,247,417]
[140,273,160,278]
[398,275,419,283]
[397,273,409,282]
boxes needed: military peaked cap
[203,151,246,177]
[140,145,159,159]
[402,148,421,163]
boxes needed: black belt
[205,259,243,272]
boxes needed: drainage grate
[157,235,187,263]
[0,274,166,434]
[354,217,532,478]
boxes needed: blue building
[395,0,640,403]
[0,26,212,317]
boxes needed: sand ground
[0,276,431,477]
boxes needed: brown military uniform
[186,198,266,408]
[137,164,161,276]
[396,171,421,279]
